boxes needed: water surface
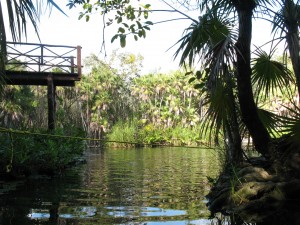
[0,147,222,225]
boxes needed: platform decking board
[3,70,79,86]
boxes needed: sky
[8,0,274,75]
[28,0,195,74]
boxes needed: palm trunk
[284,0,300,101]
[0,1,7,73]
[234,2,270,156]
[286,32,300,101]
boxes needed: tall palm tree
[175,0,298,159]
[272,0,300,99]
[225,0,273,156]
[174,10,244,162]
[176,0,276,156]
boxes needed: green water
[0,147,222,225]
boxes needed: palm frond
[257,108,283,137]
[200,79,237,145]
[204,33,237,88]
[271,0,300,41]
[6,0,39,42]
[1,0,64,43]
[252,47,294,99]
[280,103,300,143]
[173,11,235,67]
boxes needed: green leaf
[189,77,196,83]
[136,21,142,29]
[111,34,118,43]
[122,23,129,28]
[144,26,150,31]
[130,24,136,32]
[144,11,148,19]
[196,71,202,79]
[134,35,138,41]
[117,16,122,23]
[138,30,143,37]
[194,83,205,89]
[118,27,125,33]
[142,29,146,38]
[145,21,153,25]
[144,4,151,9]
[120,35,126,48]
[185,71,193,76]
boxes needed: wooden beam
[3,70,78,86]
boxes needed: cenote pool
[0,147,224,225]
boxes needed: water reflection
[0,147,221,225]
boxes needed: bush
[106,120,205,148]
[106,120,141,148]
[0,128,85,178]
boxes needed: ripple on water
[2,147,222,225]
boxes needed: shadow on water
[1,147,296,225]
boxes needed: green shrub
[0,128,85,178]
[106,120,140,148]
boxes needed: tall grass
[106,120,210,148]
[106,120,141,148]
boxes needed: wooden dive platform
[2,42,82,130]
[3,42,82,86]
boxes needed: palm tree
[175,0,278,156]
[174,9,244,162]
[272,0,300,99]
[174,0,298,161]
[224,0,273,156]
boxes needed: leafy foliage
[68,0,153,47]
[252,48,294,99]
[0,128,85,177]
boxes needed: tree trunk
[234,1,270,156]
[228,83,243,162]
[286,32,300,101]
[0,1,6,73]
[284,0,300,101]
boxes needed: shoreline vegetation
[0,122,214,180]
[207,136,300,224]
[0,128,86,179]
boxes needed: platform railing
[5,42,82,79]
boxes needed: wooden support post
[47,74,56,131]
[71,57,74,73]
[77,46,82,79]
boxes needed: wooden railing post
[40,44,44,72]
[77,46,82,79]
[71,57,74,73]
